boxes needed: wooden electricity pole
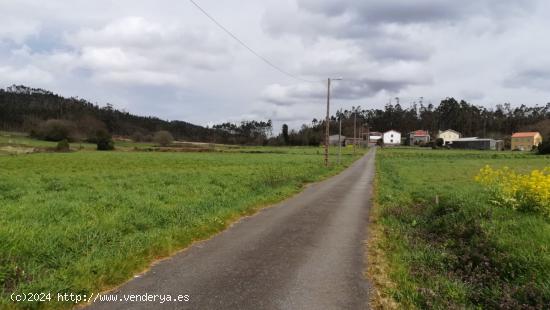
[353,108,357,154]
[338,109,342,165]
[323,78,342,167]
[325,78,330,167]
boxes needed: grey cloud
[297,0,536,25]
[333,78,415,99]
[263,77,417,107]
[503,68,550,90]
[367,41,431,62]
[264,0,538,44]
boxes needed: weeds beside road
[369,148,550,309]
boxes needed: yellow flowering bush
[475,165,550,216]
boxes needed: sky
[1,0,550,131]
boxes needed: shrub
[475,165,550,216]
[36,119,77,141]
[56,139,70,152]
[435,138,444,147]
[131,132,144,142]
[77,116,107,143]
[153,131,174,147]
[538,140,550,155]
[95,129,114,151]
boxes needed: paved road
[87,148,376,310]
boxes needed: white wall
[438,131,460,144]
[383,131,401,145]
[369,135,382,142]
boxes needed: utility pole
[359,123,362,148]
[325,78,330,167]
[338,109,342,165]
[353,108,357,154]
[324,78,342,167]
[366,124,370,146]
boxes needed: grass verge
[368,148,550,309]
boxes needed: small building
[328,135,345,146]
[451,137,504,151]
[409,130,430,145]
[438,129,461,145]
[511,132,543,151]
[367,131,383,145]
[383,130,401,145]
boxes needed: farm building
[328,135,345,146]
[367,131,383,145]
[409,130,430,145]
[451,137,504,151]
[511,132,543,151]
[437,129,461,145]
[383,130,401,145]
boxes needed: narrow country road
[87,148,376,310]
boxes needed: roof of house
[454,137,497,142]
[440,129,461,135]
[410,130,429,136]
[512,132,540,138]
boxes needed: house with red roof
[511,132,543,151]
[409,130,430,145]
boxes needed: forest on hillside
[1,85,549,146]
[0,85,271,145]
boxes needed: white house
[383,130,401,145]
[437,129,461,145]
[328,135,345,146]
[368,131,383,144]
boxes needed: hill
[0,85,267,144]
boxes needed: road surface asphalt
[87,148,375,310]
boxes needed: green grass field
[370,148,550,309]
[0,146,365,309]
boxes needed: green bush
[538,140,550,155]
[95,129,114,151]
[153,130,174,147]
[34,119,77,141]
[55,139,70,152]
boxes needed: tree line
[1,85,548,146]
[271,98,550,146]
[0,85,272,145]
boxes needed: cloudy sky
[1,0,549,131]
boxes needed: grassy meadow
[369,148,550,309]
[0,143,365,309]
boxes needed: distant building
[367,131,383,146]
[451,137,504,151]
[438,129,461,145]
[511,132,543,151]
[409,130,430,145]
[383,130,401,145]
[328,135,345,146]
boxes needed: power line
[188,0,318,83]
